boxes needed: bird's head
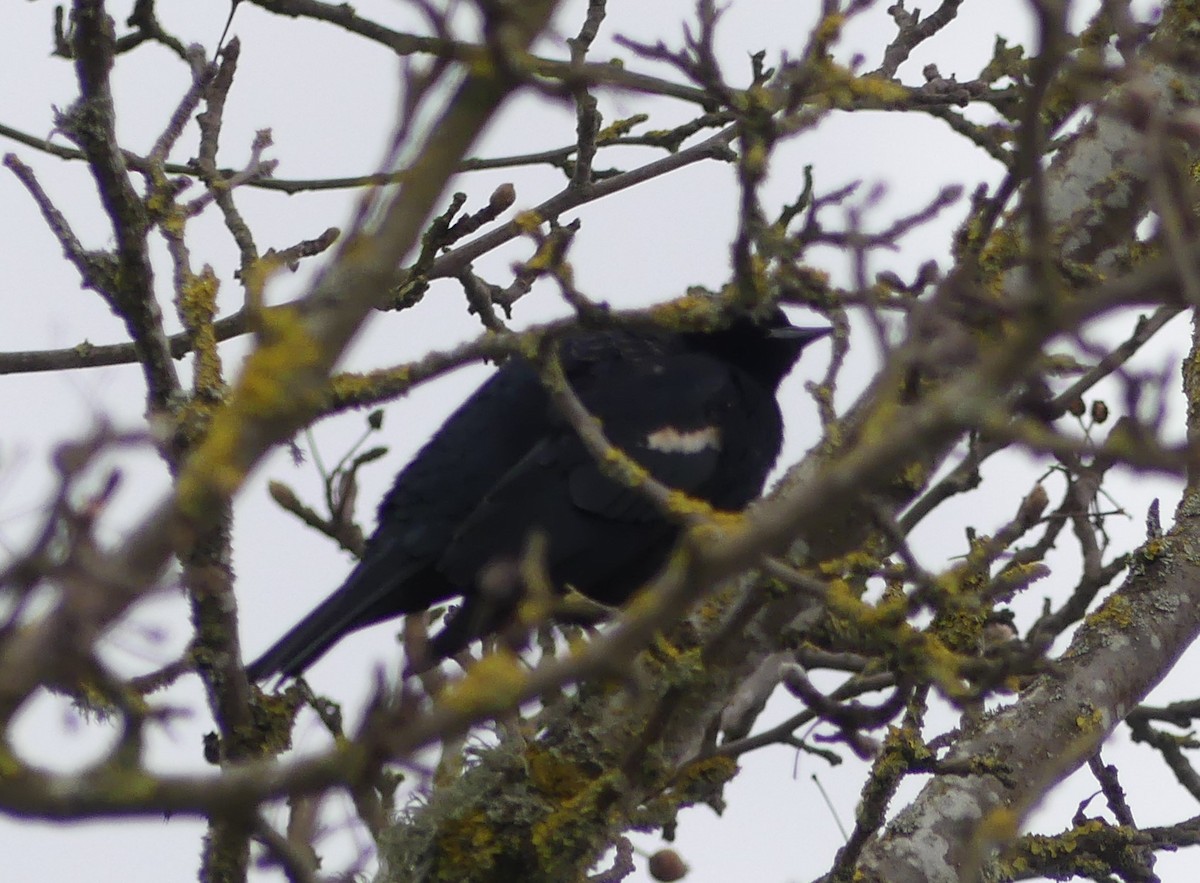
[689,307,831,389]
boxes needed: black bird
[246,308,829,680]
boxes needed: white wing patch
[645,425,722,454]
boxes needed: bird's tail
[244,593,354,681]
[245,550,432,681]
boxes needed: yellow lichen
[438,650,528,716]
[176,306,324,515]
[526,749,592,800]
[1141,536,1167,561]
[434,810,503,880]
[514,211,544,233]
[1086,594,1133,631]
[1074,703,1104,733]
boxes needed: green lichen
[640,634,706,687]
[596,113,648,143]
[1141,536,1167,562]
[929,604,988,655]
[245,687,301,757]
[327,365,412,409]
[177,266,224,399]
[638,755,739,828]
[526,749,593,801]
[648,293,724,332]
[809,58,909,109]
[1003,819,1136,879]
[874,725,934,780]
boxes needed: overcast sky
[1,2,1191,882]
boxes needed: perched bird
[246,308,829,680]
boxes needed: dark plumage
[246,309,829,680]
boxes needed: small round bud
[268,480,300,509]
[649,849,689,881]
[489,183,516,212]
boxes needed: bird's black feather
[246,310,829,680]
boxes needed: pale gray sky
[1,2,1190,882]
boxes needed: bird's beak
[770,326,833,345]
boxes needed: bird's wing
[437,352,737,582]
[370,330,670,547]
[564,352,734,521]
[425,352,740,659]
